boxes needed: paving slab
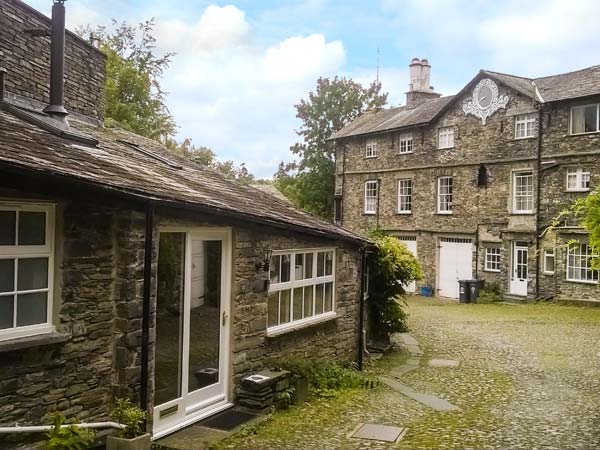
[390,364,418,378]
[429,358,460,367]
[398,333,419,346]
[349,423,407,442]
[405,358,421,366]
[379,376,461,412]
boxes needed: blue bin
[419,286,433,297]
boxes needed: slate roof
[0,105,365,244]
[332,65,600,140]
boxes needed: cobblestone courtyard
[217,297,600,449]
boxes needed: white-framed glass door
[510,241,528,296]
[152,228,232,438]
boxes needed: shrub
[45,413,96,450]
[477,281,503,303]
[367,231,423,337]
[111,398,147,439]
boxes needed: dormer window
[398,134,413,154]
[438,127,454,149]
[365,139,377,158]
[571,103,600,134]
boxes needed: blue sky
[26,0,600,178]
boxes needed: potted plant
[46,412,96,450]
[106,398,151,450]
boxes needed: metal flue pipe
[42,0,69,121]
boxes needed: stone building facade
[0,1,365,447]
[333,58,600,302]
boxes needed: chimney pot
[43,0,68,122]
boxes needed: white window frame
[438,127,454,149]
[267,248,336,335]
[543,248,555,275]
[0,203,55,341]
[365,139,378,158]
[437,176,453,214]
[397,179,412,214]
[570,103,600,135]
[566,243,598,284]
[514,113,536,139]
[512,170,534,214]
[398,134,413,154]
[484,247,501,272]
[566,168,591,192]
[364,181,378,215]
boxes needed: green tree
[78,20,177,141]
[275,77,388,219]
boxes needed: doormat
[349,423,407,443]
[200,410,258,431]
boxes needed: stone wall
[0,0,106,121]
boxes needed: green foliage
[166,138,255,183]
[477,282,503,304]
[111,398,147,439]
[275,77,387,218]
[78,20,176,141]
[368,231,423,337]
[277,359,365,398]
[45,413,96,450]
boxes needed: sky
[25,0,600,178]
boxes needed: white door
[398,236,417,293]
[510,241,528,296]
[153,229,232,439]
[438,237,473,298]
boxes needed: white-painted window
[485,247,501,272]
[570,103,600,135]
[365,139,377,158]
[513,171,534,213]
[398,134,413,154]
[364,181,378,214]
[0,203,55,341]
[438,127,454,149]
[268,249,335,333]
[543,249,555,274]
[566,243,598,283]
[437,177,453,213]
[566,168,591,192]
[397,179,412,214]
[515,113,536,139]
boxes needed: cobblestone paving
[215,297,600,450]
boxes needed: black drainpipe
[534,104,544,299]
[140,204,154,411]
[357,245,368,370]
[376,178,381,230]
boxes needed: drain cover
[429,359,459,367]
[350,423,407,442]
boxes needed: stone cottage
[0,0,366,444]
[332,57,600,302]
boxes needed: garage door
[398,236,417,293]
[438,237,473,298]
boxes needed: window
[571,103,600,134]
[513,171,534,213]
[364,181,378,215]
[398,134,413,154]
[397,179,412,214]
[566,168,591,192]
[485,247,501,272]
[515,113,536,139]
[0,204,54,341]
[437,177,453,213]
[438,127,454,149]
[268,249,335,333]
[365,139,377,158]
[543,249,555,274]
[566,243,598,283]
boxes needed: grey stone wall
[0,0,106,121]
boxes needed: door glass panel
[0,211,16,245]
[155,232,186,405]
[16,292,47,326]
[18,211,46,245]
[189,240,222,393]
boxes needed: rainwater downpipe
[357,245,370,371]
[376,178,382,230]
[532,81,545,299]
[140,204,154,412]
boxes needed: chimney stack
[405,57,440,109]
[43,0,68,122]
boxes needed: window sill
[0,331,70,353]
[365,156,377,159]
[396,211,412,215]
[565,278,598,285]
[398,151,414,155]
[483,269,501,273]
[438,146,454,150]
[565,189,590,193]
[543,271,555,275]
[512,211,534,215]
[363,212,377,216]
[514,136,536,141]
[569,130,600,137]
[437,211,453,215]
[266,312,337,337]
